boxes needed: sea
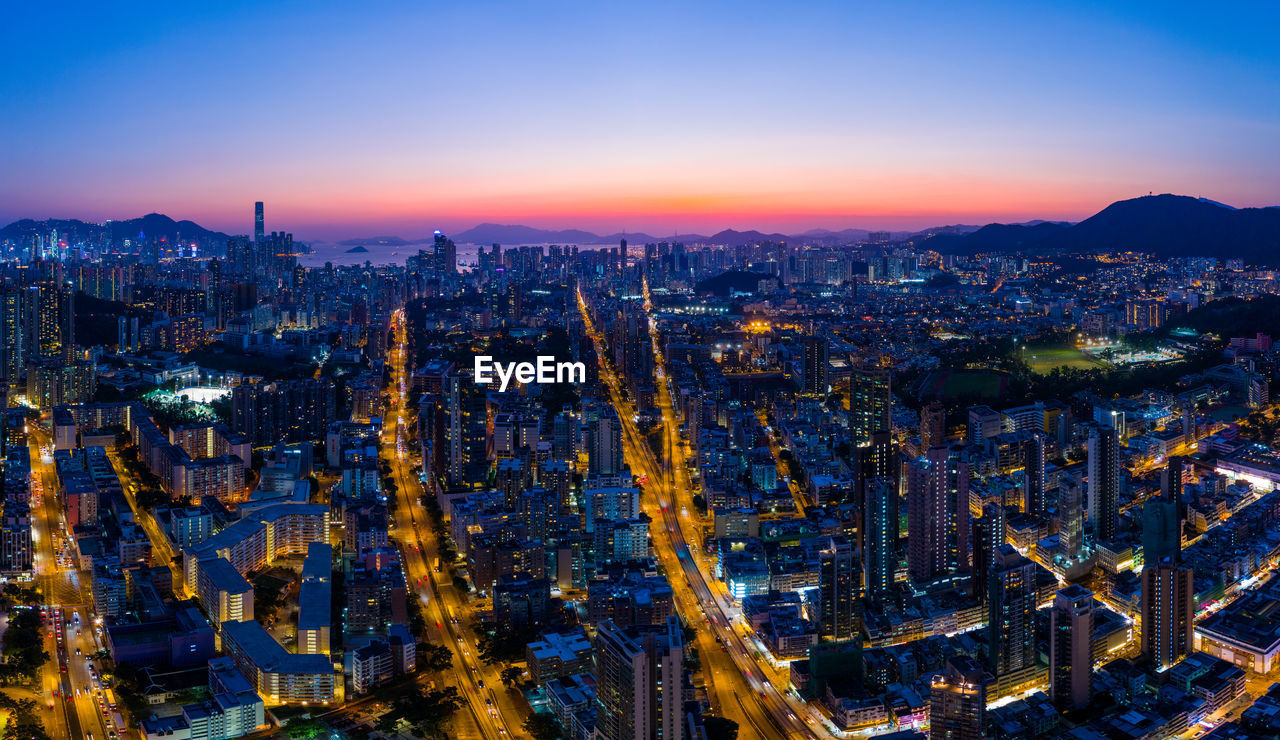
[296,240,613,269]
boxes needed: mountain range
[924,194,1280,262]
[0,212,229,246]
[5,194,1280,261]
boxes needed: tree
[523,712,564,740]
[499,665,523,688]
[419,643,453,672]
[704,716,739,740]
[377,686,464,738]
[284,716,328,739]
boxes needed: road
[578,287,840,739]
[25,428,123,740]
[382,308,522,740]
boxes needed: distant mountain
[925,194,1280,263]
[0,213,230,248]
[452,223,620,245]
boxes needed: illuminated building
[593,617,685,740]
[819,535,857,639]
[1050,584,1094,709]
[929,656,990,740]
[1141,561,1194,671]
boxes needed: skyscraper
[1163,455,1188,522]
[801,335,829,396]
[0,289,22,382]
[907,446,970,583]
[987,544,1036,677]
[1087,424,1121,544]
[1141,561,1194,671]
[862,476,899,598]
[1142,498,1180,567]
[1022,434,1046,516]
[1058,472,1084,563]
[920,400,945,449]
[254,201,264,243]
[1050,584,1094,709]
[929,656,990,740]
[433,230,457,275]
[819,535,857,640]
[971,502,1005,599]
[593,617,685,740]
[587,407,625,478]
[850,361,891,445]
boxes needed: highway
[382,308,521,740]
[578,287,841,739]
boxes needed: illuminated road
[382,309,519,740]
[26,429,121,740]
[579,288,839,739]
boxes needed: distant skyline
[4,1,1279,242]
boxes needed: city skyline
[5,2,1280,240]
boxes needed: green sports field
[1021,344,1107,374]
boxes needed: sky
[2,1,1279,241]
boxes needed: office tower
[254,201,264,243]
[433,230,457,275]
[1022,434,1046,516]
[971,502,1005,599]
[850,361,892,444]
[987,544,1036,677]
[1058,472,1084,562]
[801,335,829,396]
[1141,561,1194,670]
[920,400,945,449]
[818,535,857,639]
[907,446,970,583]
[1050,584,1094,709]
[593,617,685,740]
[1087,424,1120,544]
[619,238,628,270]
[0,289,21,382]
[929,656,990,740]
[587,408,625,477]
[862,476,899,598]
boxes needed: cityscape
[5,3,1280,740]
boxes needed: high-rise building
[587,407,625,478]
[1142,498,1180,567]
[433,230,457,275]
[593,617,685,740]
[987,544,1036,677]
[920,400,945,449]
[1141,561,1194,670]
[1050,584,1094,709]
[929,656,990,740]
[254,201,264,243]
[862,476,899,598]
[1087,424,1121,544]
[0,289,22,382]
[819,535,857,639]
[850,361,891,444]
[1163,455,1188,521]
[1022,434,1046,516]
[971,502,1005,599]
[1058,472,1084,563]
[907,446,970,583]
[801,336,829,396]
